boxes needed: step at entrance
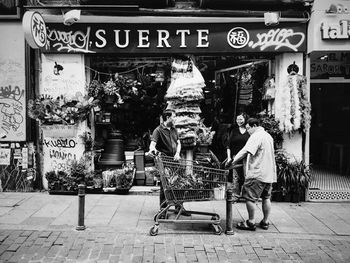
[308,167,350,202]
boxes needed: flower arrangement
[196,120,215,145]
[27,92,97,125]
[87,74,144,108]
[103,80,119,96]
[87,80,104,98]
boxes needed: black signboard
[43,22,307,54]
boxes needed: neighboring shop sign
[43,23,306,53]
[321,20,350,40]
[23,11,48,49]
[311,52,350,79]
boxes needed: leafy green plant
[69,159,88,184]
[274,150,313,201]
[27,93,98,125]
[259,114,284,148]
[114,167,135,189]
[45,170,78,191]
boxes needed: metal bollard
[225,187,235,235]
[76,184,86,231]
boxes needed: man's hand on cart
[225,157,233,169]
[174,152,181,161]
[146,149,159,158]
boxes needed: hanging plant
[27,93,98,125]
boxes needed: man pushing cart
[149,154,239,236]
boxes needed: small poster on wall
[40,54,86,98]
[0,148,11,166]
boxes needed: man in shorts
[231,117,276,231]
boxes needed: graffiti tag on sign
[249,28,305,51]
[47,27,93,53]
[0,85,25,139]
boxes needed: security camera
[63,9,81,26]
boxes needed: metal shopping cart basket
[149,155,238,236]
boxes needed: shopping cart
[149,155,239,236]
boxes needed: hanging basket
[41,124,79,138]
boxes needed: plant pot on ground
[273,150,312,203]
[45,170,78,194]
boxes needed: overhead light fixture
[264,12,280,26]
[62,9,81,26]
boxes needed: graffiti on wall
[42,137,84,172]
[0,59,26,141]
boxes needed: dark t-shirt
[226,126,250,156]
[151,125,179,156]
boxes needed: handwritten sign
[0,59,26,141]
[40,54,85,98]
[0,148,11,165]
[41,125,85,190]
[43,23,306,54]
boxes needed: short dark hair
[247,118,260,127]
[162,110,173,121]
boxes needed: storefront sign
[43,23,306,53]
[321,20,350,39]
[23,11,47,49]
[311,52,350,79]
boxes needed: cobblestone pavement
[1,193,350,262]
[1,229,350,263]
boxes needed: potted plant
[45,170,78,195]
[102,163,135,194]
[273,150,313,202]
[259,114,284,149]
[84,171,103,193]
[196,120,215,153]
[114,165,135,194]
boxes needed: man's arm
[232,148,249,164]
[149,140,157,153]
[174,139,181,160]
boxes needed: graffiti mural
[0,59,26,141]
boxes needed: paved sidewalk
[1,192,350,262]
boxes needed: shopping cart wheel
[213,224,223,235]
[149,225,159,236]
